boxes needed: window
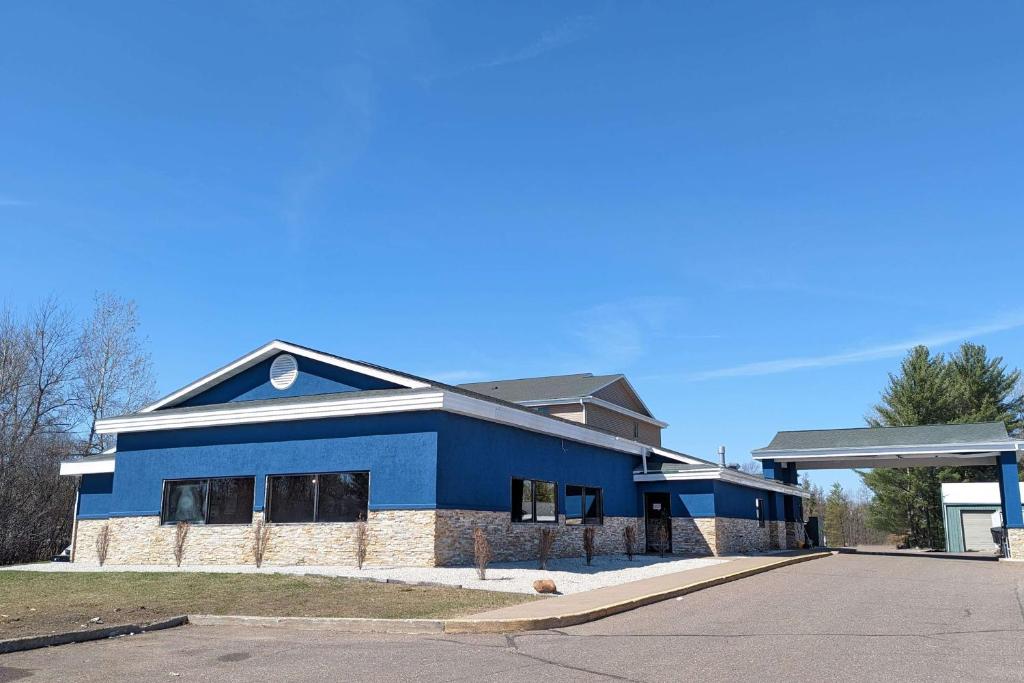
[266,472,369,523]
[755,498,765,528]
[511,478,557,523]
[565,485,603,525]
[633,421,640,439]
[161,477,255,525]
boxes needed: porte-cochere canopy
[752,422,1024,560]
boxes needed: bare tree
[75,293,155,454]
[582,526,596,566]
[0,300,80,565]
[95,522,111,566]
[354,514,368,569]
[174,522,190,567]
[537,527,555,570]
[473,528,491,580]
[252,519,271,568]
[623,524,637,561]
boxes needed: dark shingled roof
[457,373,623,404]
[756,422,1011,452]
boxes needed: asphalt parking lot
[3,553,1023,682]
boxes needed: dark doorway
[644,492,672,553]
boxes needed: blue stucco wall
[435,413,643,516]
[176,354,401,408]
[95,413,440,518]
[635,480,716,518]
[78,473,114,519]
[713,481,770,520]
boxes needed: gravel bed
[4,555,729,595]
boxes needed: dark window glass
[207,478,255,525]
[163,480,207,524]
[317,472,369,522]
[566,485,603,525]
[535,481,557,522]
[511,478,557,523]
[268,475,316,523]
[756,499,765,528]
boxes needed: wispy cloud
[686,313,1024,381]
[424,13,599,85]
[0,196,28,207]
[570,296,686,369]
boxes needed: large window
[565,485,603,525]
[511,478,557,523]
[161,477,255,525]
[266,472,369,523]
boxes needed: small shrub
[657,520,671,558]
[537,527,555,570]
[174,521,190,567]
[583,526,596,566]
[354,514,368,569]
[95,522,111,566]
[252,519,271,568]
[623,524,637,561]
[473,527,492,580]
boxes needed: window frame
[564,483,604,525]
[264,471,370,524]
[510,477,558,524]
[160,476,255,526]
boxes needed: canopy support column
[998,450,1023,559]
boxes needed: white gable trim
[140,340,431,413]
[590,376,655,418]
[517,397,668,428]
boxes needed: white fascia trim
[633,468,810,498]
[141,340,430,413]
[518,397,668,427]
[93,389,655,457]
[752,441,1024,461]
[442,391,647,456]
[97,391,446,434]
[60,458,116,475]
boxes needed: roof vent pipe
[718,445,726,468]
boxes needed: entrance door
[644,492,672,553]
[961,510,998,552]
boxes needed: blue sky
[3,2,1023,493]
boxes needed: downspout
[642,448,649,474]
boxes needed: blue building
[60,341,807,566]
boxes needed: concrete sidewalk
[444,550,831,633]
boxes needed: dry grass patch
[0,571,537,639]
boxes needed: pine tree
[824,482,849,547]
[860,342,1024,549]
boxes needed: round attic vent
[269,354,298,390]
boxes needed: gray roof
[457,373,623,404]
[756,422,1011,452]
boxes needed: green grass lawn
[0,571,537,639]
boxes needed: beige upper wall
[593,379,650,416]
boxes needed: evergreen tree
[860,342,1024,549]
[823,482,849,547]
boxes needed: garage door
[961,510,997,552]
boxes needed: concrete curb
[443,551,833,633]
[187,614,445,634]
[186,552,833,636]
[0,615,188,655]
